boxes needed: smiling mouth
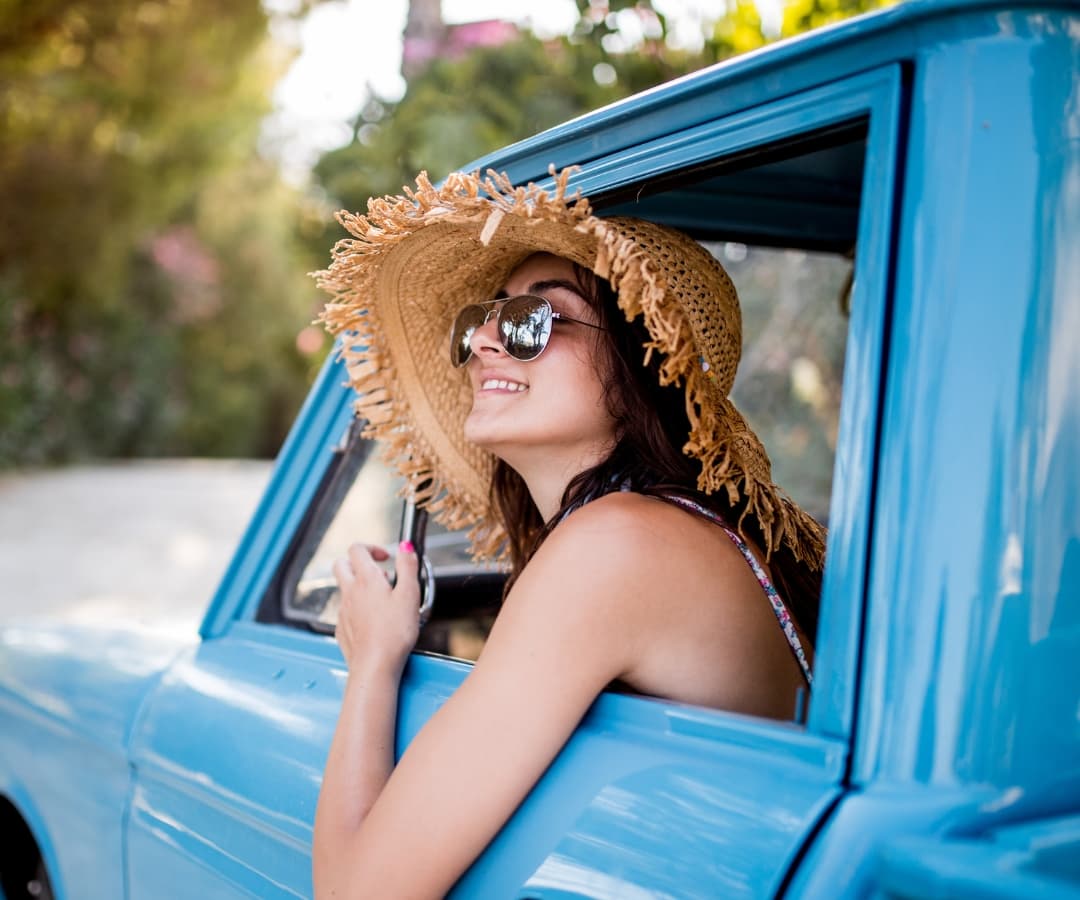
[480,379,528,393]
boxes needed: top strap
[653,493,814,688]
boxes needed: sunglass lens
[499,295,552,361]
[450,305,487,367]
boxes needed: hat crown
[603,217,742,396]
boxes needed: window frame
[256,416,377,632]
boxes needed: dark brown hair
[490,262,822,642]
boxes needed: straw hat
[317,167,825,569]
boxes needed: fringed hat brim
[317,168,825,569]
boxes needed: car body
[2,1,1078,897]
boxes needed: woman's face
[462,253,617,470]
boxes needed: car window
[270,124,868,714]
[275,237,850,662]
[287,450,404,632]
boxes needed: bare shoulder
[504,492,755,652]
[514,491,701,605]
[532,490,752,589]
[510,491,807,716]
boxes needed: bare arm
[311,492,789,897]
[312,541,421,898]
[308,492,799,890]
[311,505,651,899]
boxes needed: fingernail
[399,540,415,554]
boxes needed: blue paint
[855,12,1080,794]
[0,624,193,900]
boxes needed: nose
[468,308,505,359]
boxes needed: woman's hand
[331,540,421,678]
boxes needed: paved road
[0,460,272,631]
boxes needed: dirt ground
[0,460,272,631]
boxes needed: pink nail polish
[399,540,415,554]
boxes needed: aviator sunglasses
[449,294,603,367]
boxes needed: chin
[464,429,518,460]
[463,417,535,467]
[463,415,507,453]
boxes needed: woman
[313,168,825,897]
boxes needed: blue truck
[1,1,1078,896]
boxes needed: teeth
[482,379,527,392]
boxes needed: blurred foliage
[0,0,328,465]
[781,0,894,35]
[722,244,852,522]
[314,1,733,216]
[313,0,894,218]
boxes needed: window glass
[298,452,403,586]
[284,451,402,631]
[284,448,499,657]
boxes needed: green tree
[0,0,897,466]
[781,0,896,35]
[312,1,743,240]
[0,0,327,464]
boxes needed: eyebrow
[494,279,586,300]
